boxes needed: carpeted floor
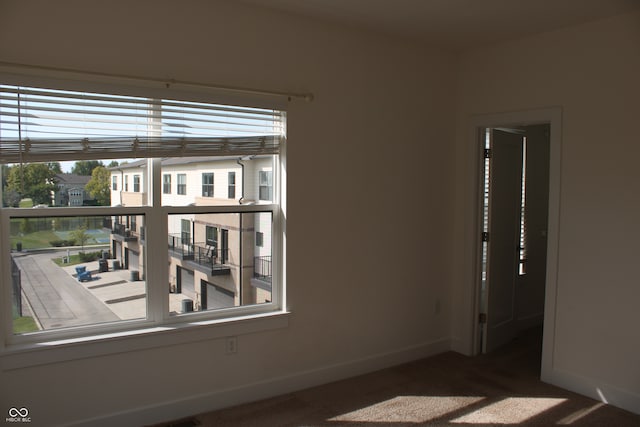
[153,328,640,426]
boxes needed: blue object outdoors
[75,265,92,282]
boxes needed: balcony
[112,222,138,242]
[102,217,113,230]
[168,233,194,260]
[251,255,272,292]
[168,234,231,276]
[191,243,230,276]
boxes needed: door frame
[467,107,562,381]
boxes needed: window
[163,174,171,194]
[177,174,186,195]
[181,219,191,246]
[206,226,218,247]
[202,172,214,197]
[228,171,236,199]
[256,231,264,247]
[0,77,285,349]
[259,170,273,201]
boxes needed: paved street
[13,249,190,332]
[14,250,120,330]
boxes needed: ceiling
[236,0,639,50]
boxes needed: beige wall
[452,9,640,410]
[0,0,456,424]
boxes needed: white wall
[452,9,640,413]
[0,0,456,425]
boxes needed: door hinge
[484,148,492,159]
[479,313,487,324]
[482,232,490,242]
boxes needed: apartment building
[108,156,274,312]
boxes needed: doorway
[469,108,562,383]
[479,125,550,355]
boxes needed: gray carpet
[154,328,640,426]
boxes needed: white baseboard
[543,367,640,416]
[450,336,473,356]
[66,337,451,427]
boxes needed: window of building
[259,170,273,201]
[177,174,186,195]
[0,76,285,352]
[256,231,264,247]
[181,219,191,246]
[228,172,236,199]
[163,174,171,194]
[202,172,214,197]
[206,226,218,247]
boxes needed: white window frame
[177,174,187,195]
[228,171,236,199]
[259,170,273,201]
[162,174,171,194]
[0,72,288,367]
[201,172,214,197]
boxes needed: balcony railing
[112,222,138,242]
[192,243,230,275]
[168,233,194,260]
[254,255,272,283]
[102,217,113,230]
[168,235,231,275]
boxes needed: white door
[485,129,524,352]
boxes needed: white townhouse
[108,156,274,312]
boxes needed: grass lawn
[11,230,60,251]
[18,198,34,208]
[53,253,85,267]
[13,316,39,333]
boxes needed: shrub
[78,251,102,262]
[49,239,76,247]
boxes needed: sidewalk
[59,259,188,319]
[60,260,147,320]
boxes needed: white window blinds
[0,84,284,163]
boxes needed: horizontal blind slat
[0,84,284,163]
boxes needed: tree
[5,163,58,205]
[85,166,111,206]
[71,160,104,176]
[2,165,21,207]
[47,162,62,174]
[70,227,90,252]
[107,160,119,168]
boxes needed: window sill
[1,311,290,371]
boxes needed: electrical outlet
[226,336,237,355]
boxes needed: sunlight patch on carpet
[557,402,605,425]
[328,396,485,423]
[451,397,567,424]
